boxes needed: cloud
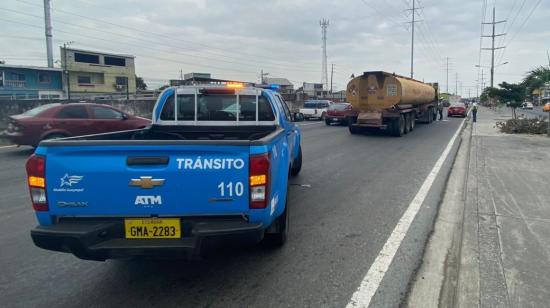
[1,0,548,92]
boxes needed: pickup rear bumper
[31,217,264,261]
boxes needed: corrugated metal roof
[264,77,293,86]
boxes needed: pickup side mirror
[121,113,129,120]
[292,112,304,122]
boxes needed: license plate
[332,118,339,121]
[124,218,181,239]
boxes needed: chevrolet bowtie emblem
[129,176,165,189]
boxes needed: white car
[299,100,333,120]
[521,102,534,110]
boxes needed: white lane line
[0,145,17,149]
[346,118,466,308]
[299,122,324,127]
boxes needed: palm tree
[522,66,550,99]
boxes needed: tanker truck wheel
[403,114,410,134]
[390,116,404,137]
[409,112,416,131]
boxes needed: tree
[480,87,499,104]
[494,82,527,119]
[135,75,147,91]
[522,66,550,97]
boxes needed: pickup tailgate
[43,144,250,217]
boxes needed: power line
[497,0,542,64]
[0,7,323,73]
[12,0,322,69]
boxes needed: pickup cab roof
[152,85,282,126]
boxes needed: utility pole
[63,42,73,101]
[180,69,184,83]
[482,7,506,88]
[407,0,422,79]
[330,63,334,94]
[260,70,269,84]
[320,19,329,91]
[445,57,450,94]
[455,72,458,95]
[547,50,550,68]
[125,76,129,101]
[43,0,53,68]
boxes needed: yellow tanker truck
[346,71,439,136]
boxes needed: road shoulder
[406,107,550,307]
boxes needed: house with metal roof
[0,64,64,100]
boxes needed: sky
[1,0,549,96]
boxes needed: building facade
[0,64,63,100]
[61,47,136,98]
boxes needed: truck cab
[28,84,302,260]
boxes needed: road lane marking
[0,145,17,149]
[346,118,466,308]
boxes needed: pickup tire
[325,119,331,126]
[290,146,302,176]
[265,191,289,247]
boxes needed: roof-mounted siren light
[226,82,244,89]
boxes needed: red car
[3,103,150,147]
[325,103,353,125]
[447,103,467,118]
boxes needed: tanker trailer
[346,71,439,136]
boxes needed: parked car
[3,103,150,147]
[447,103,467,117]
[521,102,534,110]
[544,103,550,112]
[325,103,352,125]
[299,100,333,120]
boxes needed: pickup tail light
[249,154,270,209]
[26,154,48,211]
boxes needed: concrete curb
[405,118,473,307]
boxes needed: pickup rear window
[160,94,275,122]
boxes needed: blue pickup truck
[27,84,302,260]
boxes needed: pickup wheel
[290,146,302,176]
[325,119,331,125]
[265,192,289,247]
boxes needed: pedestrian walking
[472,102,478,122]
[437,101,444,121]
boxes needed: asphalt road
[0,117,464,308]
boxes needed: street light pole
[63,42,72,101]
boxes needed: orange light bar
[227,83,244,89]
[28,176,45,188]
[249,174,267,186]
